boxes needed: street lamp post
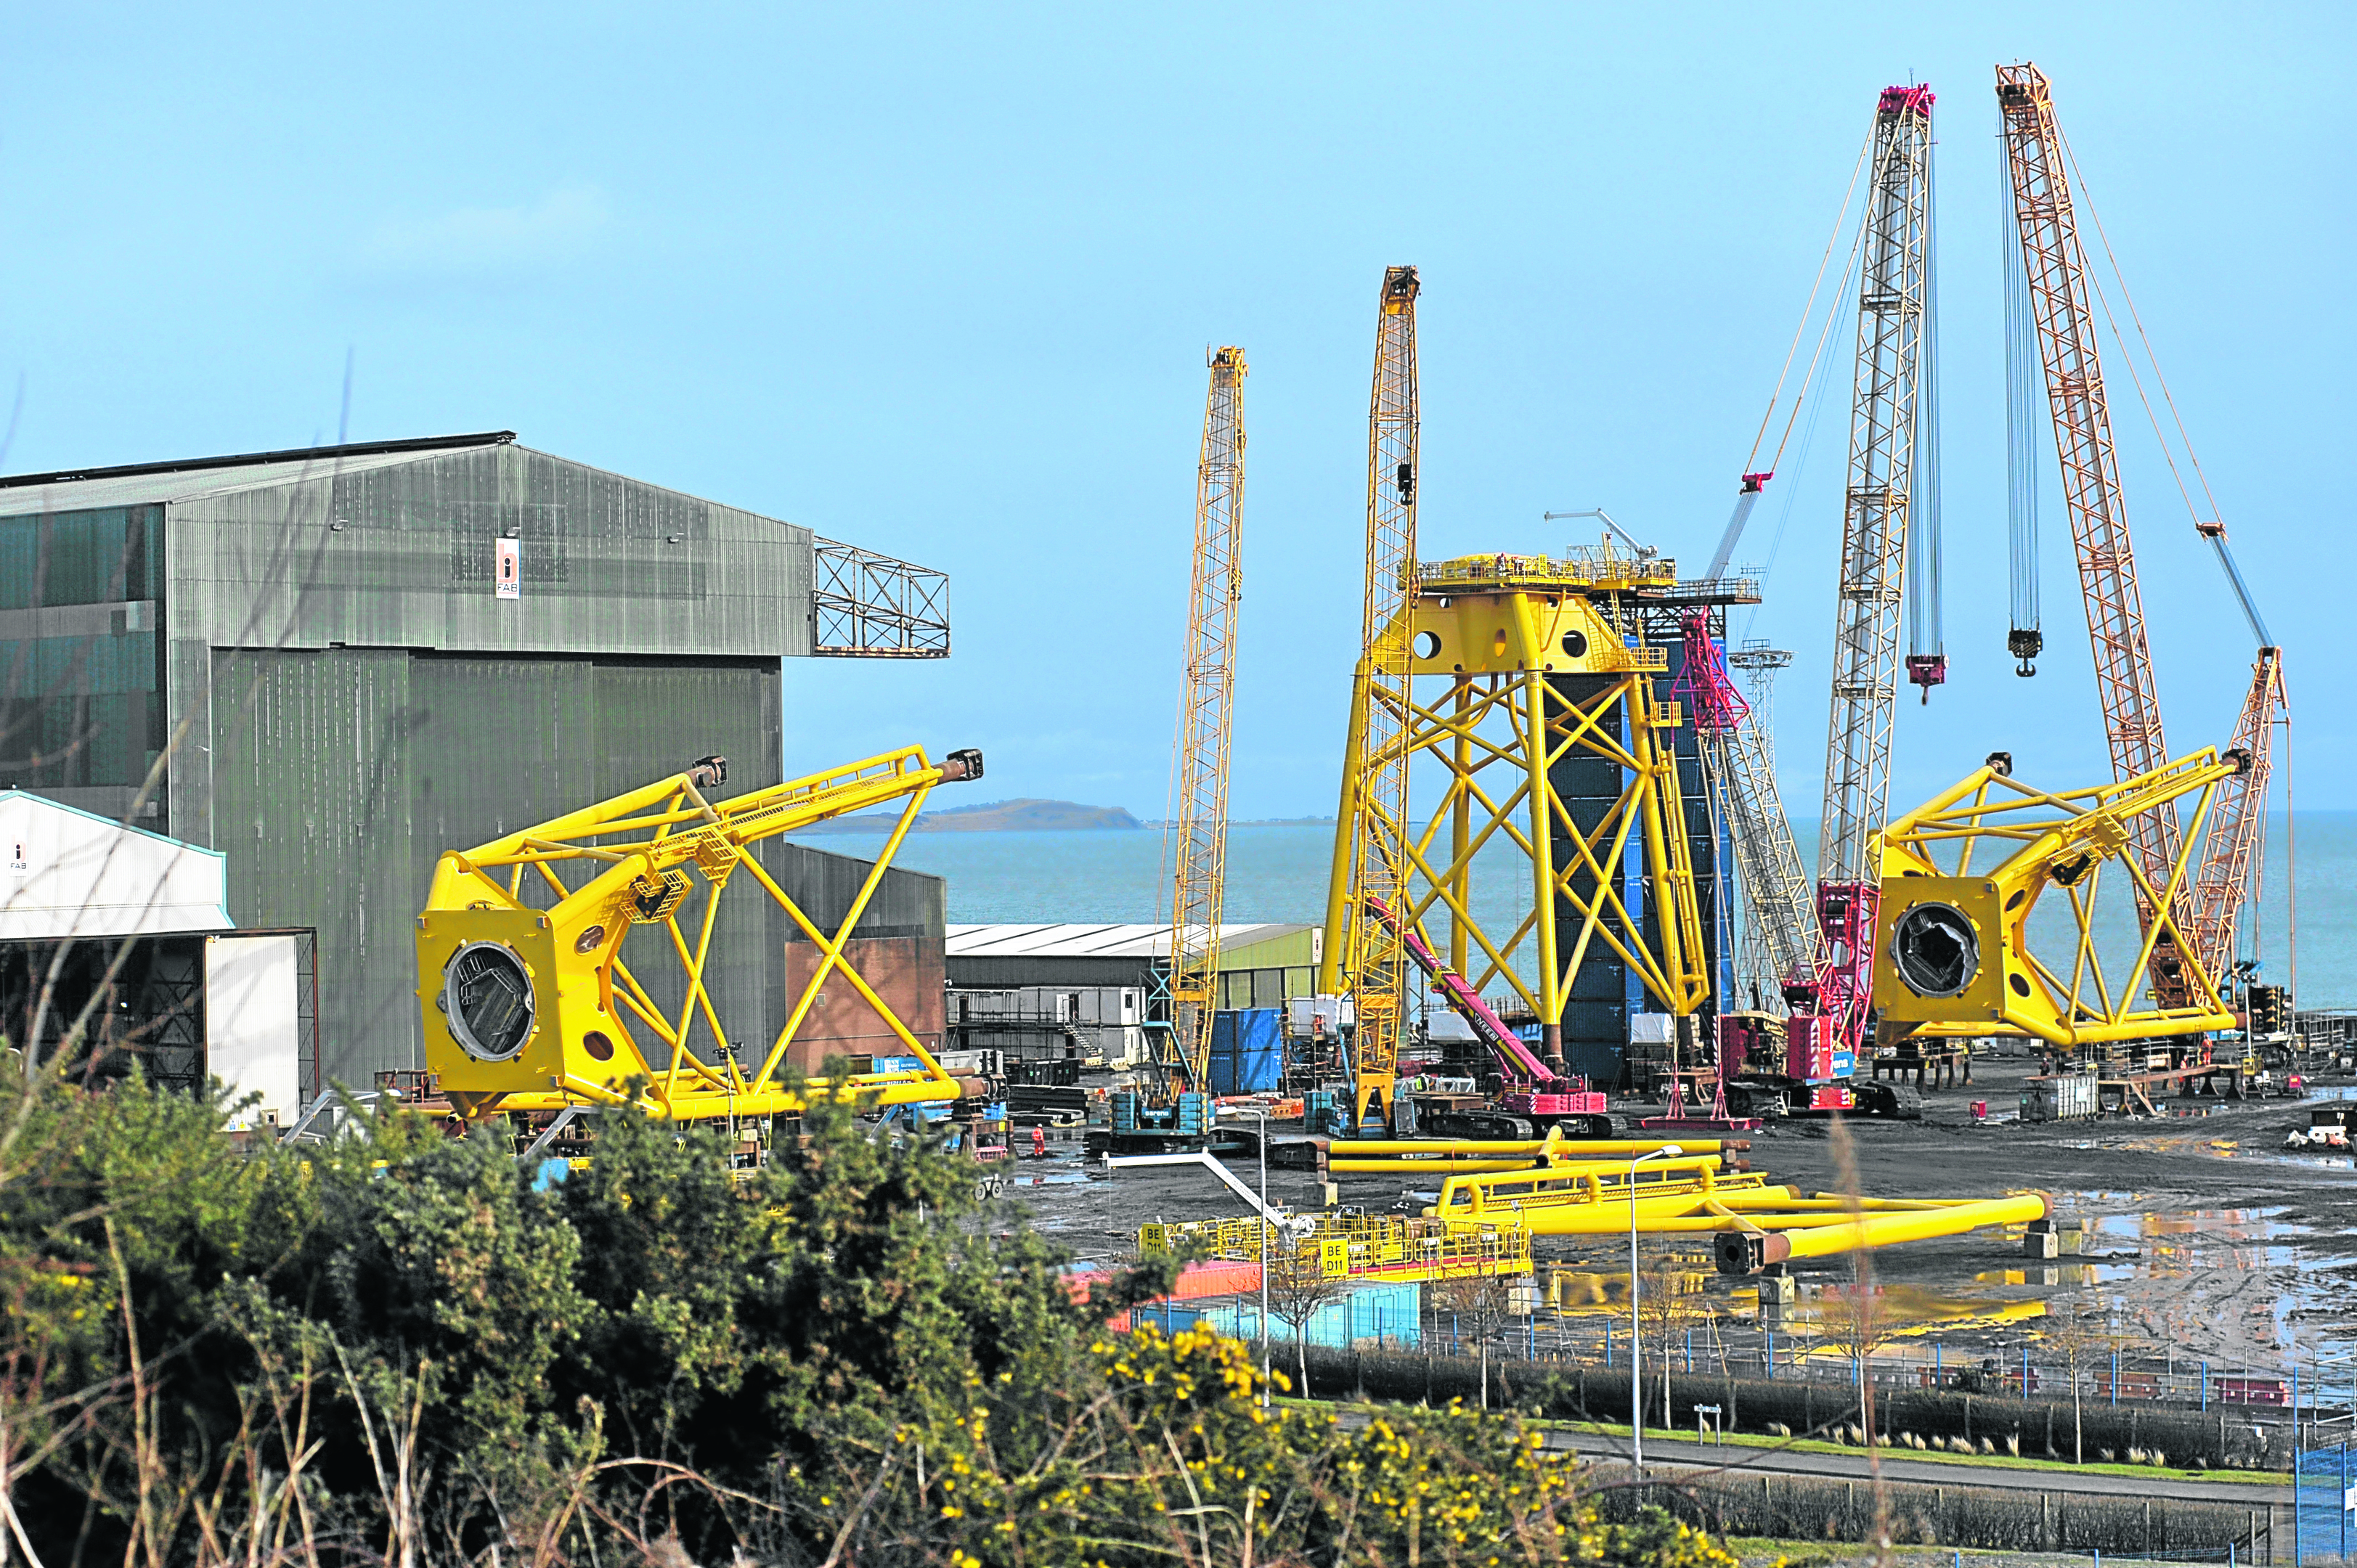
[1244,1108,1272,1405]
[1629,1143,1684,1471]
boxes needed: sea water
[787,812,2357,1008]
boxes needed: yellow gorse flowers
[813,1322,1741,1567]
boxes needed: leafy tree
[1264,1240,1349,1398]
[1430,1267,1516,1409]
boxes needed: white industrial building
[1,790,309,1128]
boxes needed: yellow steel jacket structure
[416,744,982,1124]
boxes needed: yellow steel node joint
[416,744,985,1124]
[1873,748,2237,1045]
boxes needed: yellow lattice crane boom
[1162,346,1248,1092]
[1320,266,1420,1130]
[417,744,983,1124]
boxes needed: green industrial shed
[0,431,952,1092]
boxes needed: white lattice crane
[1794,83,1937,1069]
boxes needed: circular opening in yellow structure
[1891,902,1979,998]
[442,942,537,1062]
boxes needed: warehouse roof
[0,431,517,513]
[0,430,827,534]
[946,923,1316,960]
[0,791,232,940]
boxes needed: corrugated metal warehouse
[946,923,1320,1007]
[0,431,953,1090]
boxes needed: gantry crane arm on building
[1161,346,1248,1094]
[1321,266,1422,1132]
[1995,62,2191,1001]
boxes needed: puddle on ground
[1682,1194,2348,1371]
[2189,1145,2356,1172]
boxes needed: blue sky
[4,4,2349,815]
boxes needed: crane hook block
[687,754,728,788]
[943,748,984,782]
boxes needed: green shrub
[0,1069,1740,1567]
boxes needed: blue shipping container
[1207,1008,1284,1095]
[1204,1281,1422,1349]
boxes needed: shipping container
[1207,1008,1283,1094]
[1196,1279,1423,1349]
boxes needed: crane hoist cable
[2002,112,2045,678]
[2056,124,2228,532]
[2056,122,2289,991]
[1743,128,1876,479]
[1904,129,1947,703]
[1708,128,1876,582]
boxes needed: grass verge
[1274,1397,2289,1487]
[1531,1416,2290,1486]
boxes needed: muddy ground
[1005,1054,2357,1374]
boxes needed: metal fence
[1423,1314,2329,1424]
[2294,1442,2356,1566]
